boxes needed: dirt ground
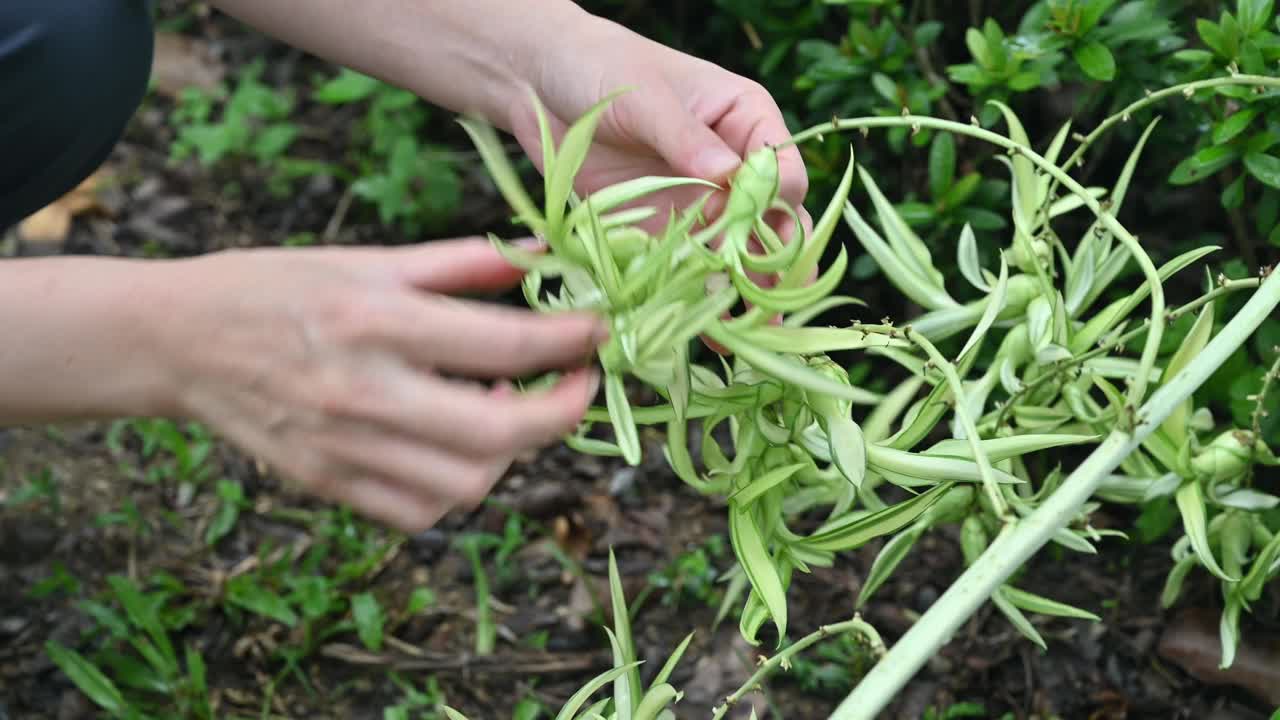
[3,5,1280,720]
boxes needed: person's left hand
[505,13,813,246]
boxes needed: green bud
[1191,429,1257,482]
[1002,274,1042,317]
[805,355,853,419]
[1012,236,1051,274]
[919,484,975,527]
[724,146,780,226]
[961,515,989,565]
[995,323,1032,365]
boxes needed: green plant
[47,574,212,720]
[170,59,300,170]
[457,65,1280,718]
[441,549,882,720]
[312,68,464,234]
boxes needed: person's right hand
[157,238,606,532]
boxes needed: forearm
[0,257,183,425]
[206,0,596,129]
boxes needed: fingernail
[515,237,547,251]
[694,147,741,181]
[591,318,611,347]
[585,368,602,405]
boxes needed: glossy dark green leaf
[1216,109,1259,145]
[1073,40,1116,81]
[1245,152,1280,189]
[1168,145,1241,185]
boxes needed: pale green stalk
[711,616,884,720]
[1047,75,1280,202]
[850,323,1008,519]
[785,115,1164,415]
[827,267,1280,720]
[994,277,1262,427]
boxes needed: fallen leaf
[151,32,225,99]
[17,168,113,246]
[1157,607,1280,705]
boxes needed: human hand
[505,13,813,245]
[158,239,605,532]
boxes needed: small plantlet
[459,71,1280,719]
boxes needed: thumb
[623,86,742,183]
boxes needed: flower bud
[1012,236,1051,274]
[725,146,780,221]
[1001,274,1042,317]
[1191,429,1256,482]
[961,514,989,565]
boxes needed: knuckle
[317,292,394,346]
[453,465,498,506]
[478,416,521,454]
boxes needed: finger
[617,83,743,184]
[313,469,450,534]
[388,237,533,294]
[711,90,810,210]
[313,419,514,509]
[413,366,600,459]
[333,364,600,462]
[402,294,608,377]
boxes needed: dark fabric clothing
[0,0,155,230]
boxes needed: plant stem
[1041,75,1280,226]
[711,615,885,720]
[826,266,1280,720]
[784,114,1165,417]
[851,322,1008,519]
[991,277,1263,428]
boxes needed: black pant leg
[0,0,155,231]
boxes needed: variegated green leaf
[957,223,991,292]
[457,116,546,235]
[731,247,849,313]
[779,149,856,290]
[704,324,883,406]
[958,253,1009,361]
[1220,597,1243,669]
[566,176,719,231]
[734,325,910,355]
[993,586,1047,650]
[1162,551,1198,608]
[866,444,1024,485]
[554,662,645,720]
[856,524,922,607]
[651,632,694,689]
[1000,585,1100,621]
[1176,480,1237,582]
[606,374,642,466]
[1159,299,1215,443]
[843,201,956,311]
[922,434,1095,463]
[633,684,681,720]
[826,416,867,490]
[857,165,946,290]
[545,91,629,243]
[729,500,788,642]
[608,550,642,716]
[730,463,807,506]
[803,482,954,552]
